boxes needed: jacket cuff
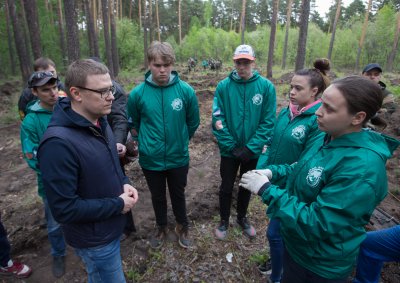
[258,182,271,196]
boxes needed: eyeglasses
[77,85,116,99]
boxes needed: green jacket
[20,101,53,198]
[127,71,200,170]
[257,102,324,171]
[260,130,400,279]
[212,70,276,157]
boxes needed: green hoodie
[212,70,276,157]
[20,101,53,198]
[127,70,200,170]
[257,102,324,171]
[260,130,400,279]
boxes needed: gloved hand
[251,169,272,179]
[232,146,254,163]
[239,171,270,195]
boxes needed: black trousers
[281,248,347,283]
[142,165,189,228]
[0,216,11,267]
[219,157,258,222]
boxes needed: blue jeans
[43,198,66,257]
[354,225,400,283]
[75,238,126,283]
[267,218,284,282]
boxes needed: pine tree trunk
[178,0,182,45]
[295,0,310,71]
[267,0,279,79]
[63,0,80,64]
[149,0,153,42]
[282,0,293,69]
[57,0,67,67]
[327,0,341,60]
[7,0,32,83]
[23,0,42,59]
[110,0,119,77]
[139,0,142,30]
[387,13,400,72]
[4,0,17,75]
[155,0,161,41]
[355,0,372,71]
[143,0,148,69]
[101,0,114,78]
[240,0,246,44]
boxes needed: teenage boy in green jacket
[20,71,66,278]
[212,44,276,240]
[127,41,200,249]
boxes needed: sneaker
[175,224,191,248]
[149,226,167,249]
[52,256,65,278]
[215,220,228,240]
[0,259,32,278]
[258,259,272,275]
[237,217,256,238]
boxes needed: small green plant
[126,269,142,282]
[249,251,269,265]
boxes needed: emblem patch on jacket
[291,125,306,140]
[306,166,324,188]
[252,94,263,105]
[171,98,183,111]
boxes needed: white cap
[233,45,255,61]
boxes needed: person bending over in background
[240,76,400,283]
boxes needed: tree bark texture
[101,0,114,78]
[7,0,32,83]
[327,0,341,60]
[110,0,120,77]
[63,0,80,64]
[295,0,310,71]
[267,0,279,78]
[282,0,293,69]
[23,0,42,59]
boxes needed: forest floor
[0,67,399,283]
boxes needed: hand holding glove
[239,171,270,195]
[232,146,254,163]
[251,169,272,179]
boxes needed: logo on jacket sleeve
[291,125,306,140]
[252,94,263,105]
[306,166,324,188]
[171,98,183,111]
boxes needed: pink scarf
[289,99,321,120]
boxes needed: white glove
[239,171,270,195]
[251,169,272,179]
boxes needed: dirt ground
[0,68,399,283]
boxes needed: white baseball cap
[233,45,255,61]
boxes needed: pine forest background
[1,0,400,85]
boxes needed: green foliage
[249,251,269,265]
[331,28,359,69]
[363,4,397,68]
[117,19,143,71]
